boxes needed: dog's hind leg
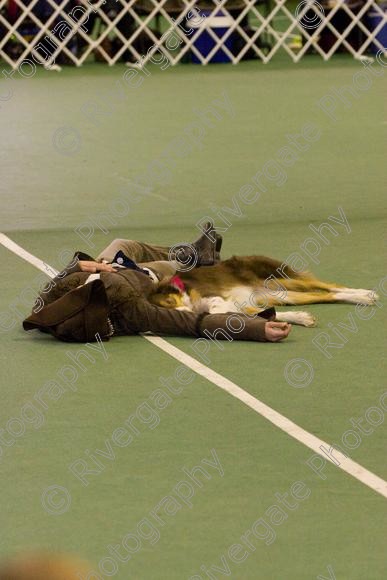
[301,277,379,303]
[266,277,378,305]
[256,290,338,306]
[272,290,378,306]
[327,286,379,300]
[330,289,379,304]
[289,275,379,300]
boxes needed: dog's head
[149,283,186,310]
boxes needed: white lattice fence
[0,0,386,70]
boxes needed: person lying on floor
[23,223,292,344]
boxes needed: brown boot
[192,221,217,266]
[172,221,218,268]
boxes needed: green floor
[0,56,386,579]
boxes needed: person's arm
[198,314,291,342]
[115,297,291,342]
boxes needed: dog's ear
[162,294,182,308]
[148,292,163,307]
[149,291,182,309]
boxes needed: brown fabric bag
[23,280,111,343]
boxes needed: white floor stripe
[146,336,387,499]
[2,233,387,500]
[0,233,58,275]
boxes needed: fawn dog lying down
[149,255,378,327]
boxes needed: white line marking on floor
[2,232,387,500]
[0,233,58,275]
[146,336,387,499]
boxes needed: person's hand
[78,260,118,273]
[264,321,292,342]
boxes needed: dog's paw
[334,290,379,305]
[300,312,318,327]
[192,297,216,314]
[206,297,233,314]
[276,311,317,327]
[359,290,379,305]
[368,290,379,304]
